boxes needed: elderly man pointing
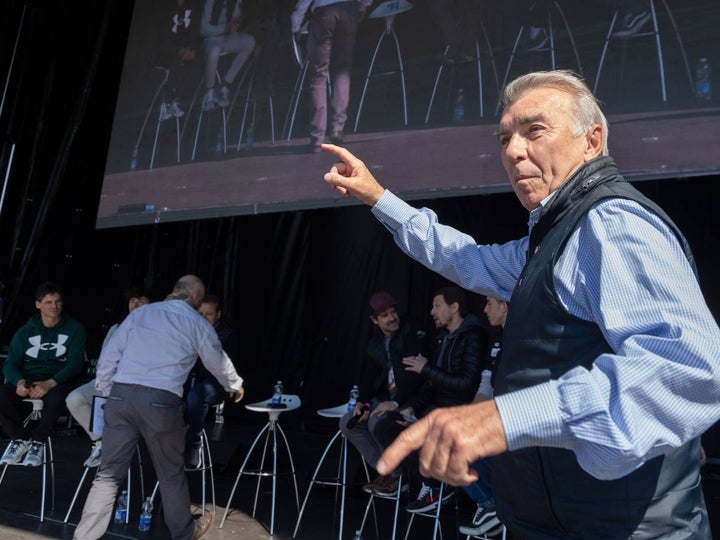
[321,70,720,538]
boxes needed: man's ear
[585,124,604,160]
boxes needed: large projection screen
[97,0,719,229]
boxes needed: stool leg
[201,429,216,515]
[659,0,693,95]
[648,0,666,101]
[593,12,618,95]
[425,45,449,124]
[353,31,388,133]
[336,435,348,540]
[219,420,271,528]
[284,58,309,141]
[40,444,47,522]
[475,40,483,118]
[275,422,300,511]
[64,466,91,523]
[389,27,408,127]
[293,429,342,537]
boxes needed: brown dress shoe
[372,474,399,496]
[191,512,214,540]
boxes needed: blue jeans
[184,376,224,447]
[463,457,494,508]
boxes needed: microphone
[346,402,370,429]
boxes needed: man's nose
[504,134,527,159]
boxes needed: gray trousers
[339,408,397,476]
[72,383,195,540]
[307,1,359,143]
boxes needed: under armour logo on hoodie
[26,334,68,359]
[172,10,192,33]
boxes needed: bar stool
[353,0,414,133]
[128,67,182,171]
[403,482,453,540]
[499,0,583,105]
[593,0,693,103]
[292,403,373,540]
[219,393,302,535]
[0,398,54,522]
[148,428,215,516]
[229,54,276,151]
[425,20,499,123]
[63,444,145,524]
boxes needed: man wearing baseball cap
[339,290,428,496]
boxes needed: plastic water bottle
[453,88,465,124]
[129,148,138,171]
[215,127,224,153]
[246,123,254,150]
[695,57,711,100]
[114,489,128,524]
[271,380,283,406]
[351,530,364,540]
[347,384,360,412]
[138,496,153,531]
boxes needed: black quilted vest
[492,157,709,539]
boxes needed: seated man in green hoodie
[0,281,86,466]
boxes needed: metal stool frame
[292,404,373,540]
[593,0,693,103]
[219,394,301,536]
[353,0,414,133]
[0,398,55,522]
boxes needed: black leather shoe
[184,445,201,470]
[328,131,345,145]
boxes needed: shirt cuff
[494,382,565,451]
[371,190,416,229]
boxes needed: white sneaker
[168,98,185,118]
[202,89,216,111]
[215,85,230,108]
[159,101,172,121]
[0,439,31,465]
[84,439,102,468]
[21,440,44,467]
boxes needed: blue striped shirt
[372,189,720,480]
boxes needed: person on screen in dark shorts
[321,69,720,537]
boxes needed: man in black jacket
[184,294,241,468]
[373,286,486,511]
[339,290,426,496]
